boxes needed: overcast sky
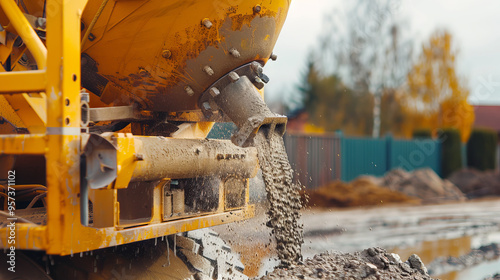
[264,0,500,106]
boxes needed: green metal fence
[340,135,441,181]
[210,127,442,188]
[387,137,441,177]
[284,133,441,188]
[284,133,341,189]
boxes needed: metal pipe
[131,137,259,182]
[80,155,89,226]
[81,0,109,48]
[0,0,47,69]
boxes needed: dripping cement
[254,130,304,267]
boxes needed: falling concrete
[254,130,303,268]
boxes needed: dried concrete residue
[260,247,436,280]
[254,131,303,267]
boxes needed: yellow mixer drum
[81,0,291,112]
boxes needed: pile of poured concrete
[260,247,435,280]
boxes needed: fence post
[498,144,500,171]
[337,131,345,181]
[385,134,393,173]
[461,143,467,168]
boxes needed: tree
[317,0,413,137]
[404,30,474,142]
[379,88,409,137]
[297,57,373,136]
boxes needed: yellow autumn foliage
[304,122,325,134]
[404,30,474,142]
[441,98,475,142]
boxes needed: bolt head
[162,50,172,59]
[228,72,240,83]
[229,48,241,58]
[253,5,261,13]
[250,62,263,74]
[202,102,211,111]
[36,17,47,29]
[202,18,212,29]
[184,86,195,96]
[203,65,214,76]
[254,77,265,89]
[209,87,220,97]
[270,53,278,61]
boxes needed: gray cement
[259,247,436,280]
[254,131,304,267]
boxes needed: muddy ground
[214,198,500,280]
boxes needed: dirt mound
[388,168,466,203]
[448,169,500,198]
[304,178,419,208]
[382,168,412,190]
[259,247,435,280]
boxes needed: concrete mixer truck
[0,0,291,278]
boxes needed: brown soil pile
[380,168,466,202]
[259,247,435,280]
[304,178,420,208]
[448,168,500,198]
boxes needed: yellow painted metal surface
[89,188,118,228]
[0,224,47,250]
[0,70,46,93]
[0,206,254,254]
[0,0,290,256]
[0,95,24,128]
[0,0,46,69]
[4,93,46,133]
[81,0,291,112]
[112,133,137,189]
[43,0,88,255]
[0,134,47,154]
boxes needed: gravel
[259,247,436,280]
[255,131,304,268]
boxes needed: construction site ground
[214,198,500,280]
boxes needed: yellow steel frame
[0,0,254,255]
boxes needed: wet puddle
[391,236,472,268]
[391,235,500,279]
[445,258,500,280]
